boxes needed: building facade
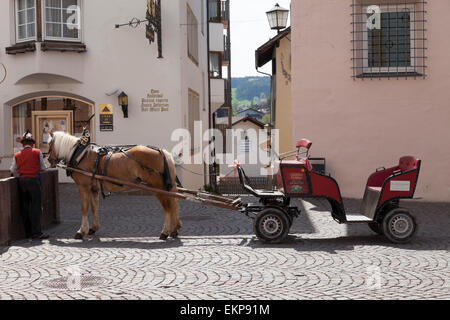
[291,0,450,201]
[255,27,292,155]
[207,0,231,186]
[0,0,221,189]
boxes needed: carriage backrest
[296,139,312,150]
[399,156,420,172]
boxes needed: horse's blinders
[46,139,58,168]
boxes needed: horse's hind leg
[89,190,100,235]
[155,195,180,240]
[168,197,181,238]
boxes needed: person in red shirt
[10,131,49,240]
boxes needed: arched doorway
[10,95,94,183]
[11,96,94,154]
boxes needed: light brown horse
[47,131,181,240]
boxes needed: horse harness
[66,131,173,198]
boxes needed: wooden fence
[0,170,60,246]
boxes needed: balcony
[209,23,224,52]
[210,78,225,113]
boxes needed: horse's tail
[161,149,177,191]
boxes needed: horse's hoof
[169,231,178,239]
[75,232,84,240]
[88,228,96,235]
[159,233,169,240]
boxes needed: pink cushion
[296,139,312,149]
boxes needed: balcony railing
[221,0,229,22]
[224,79,232,108]
[208,0,229,22]
[223,35,230,63]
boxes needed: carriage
[236,139,421,244]
[50,131,421,244]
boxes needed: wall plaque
[141,89,169,112]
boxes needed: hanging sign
[99,104,114,131]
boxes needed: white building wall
[0,0,211,189]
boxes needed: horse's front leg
[89,190,100,235]
[75,188,91,239]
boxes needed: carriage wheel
[382,208,417,244]
[368,222,383,235]
[254,208,290,244]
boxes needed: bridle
[46,139,58,167]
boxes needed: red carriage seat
[399,156,420,172]
[361,156,421,218]
[296,139,313,171]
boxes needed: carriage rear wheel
[254,208,290,244]
[382,208,417,244]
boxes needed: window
[16,0,36,42]
[208,0,220,22]
[209,52,222,78]
[44,0,81,41]
[367,12,411,68]
[188,89,200,151]
[187,4,199,65]
[351,1,426,79]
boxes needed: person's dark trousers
[18,177,43,238]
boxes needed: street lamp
[266,3,289,34]
[118,91,129,118]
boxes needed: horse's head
[47,131,59,168]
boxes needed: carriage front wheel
[254,208,290,244]
[382,208,417,244]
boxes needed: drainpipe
[256,67,273,127]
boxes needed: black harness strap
[120,150,160,175]
[65,132,174,193]
[120,148,173,191]
[98,151,115,199]
[66,131,91,177]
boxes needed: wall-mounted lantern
[118,92,129,118]
[266,3,289,34]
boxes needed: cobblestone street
[0,184,449,300]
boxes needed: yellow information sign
[99,104,114,115]
[99,104,114,131]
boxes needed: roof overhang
[255,27,291,68]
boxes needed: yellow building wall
[275,35,293,154]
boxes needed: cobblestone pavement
[0,184,449,300]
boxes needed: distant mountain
[231,76,271,116]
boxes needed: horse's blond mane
[52,132,79,162]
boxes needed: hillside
[231,76,270,116]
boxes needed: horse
[47,131,181,240]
